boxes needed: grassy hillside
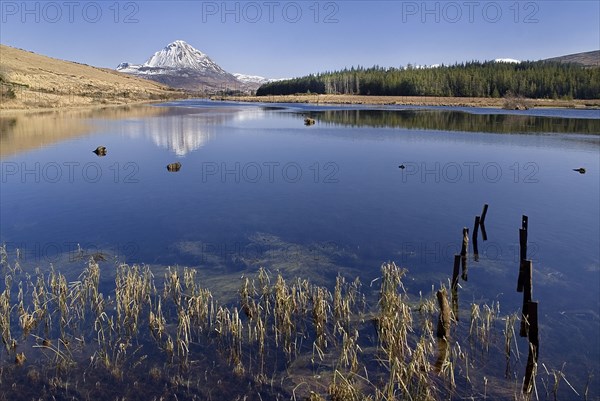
[0,45,186,110]
[544,50,600,67]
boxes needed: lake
[1,100,599,400]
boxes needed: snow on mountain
[142,40,228,74]
[117,40,228,75]
[116,40,246,92]
[115,62,143,74]
[233,73,288,86]
[494,58,521,63]
[116,40,275,92]
[233,73,270,85]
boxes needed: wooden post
[479,204,489,241]
[436,289,451,340]
[434,339,449,373]
[523,343,537,395]
[480,203,489,225]
[517,260,527,292]
[520,261,532,337]
[480,221,488,241]
[473,216,480,259]
[451,288,459,322]
[528,301,539,359]
[520,216,529,260]
[523,302,539,395]
[519,228,528,261]
[452,254,461,290]
[460,227,469,257]
[461,254,468,281]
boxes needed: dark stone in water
[93,146,107,156]
[167,162,182,172]
[304,117,316,126]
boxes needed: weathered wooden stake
[523,343,537,395]
[520,216,529,260]
[452,254,461,290]
[480,221,488,241]
[520,260,533,337]
[451,288,459,322]
[519,228,528,261]
[517,260,527,292]
[480,203,489,225]
[461,255,468,281]
[434,339,449,373]
[528,301,539,359]
[523,301,539,394]
[473,216,480,258]
[436,289,451,339]
[460,227,469,257]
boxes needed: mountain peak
[116,40,271,93]
[163,40,198,54]
[142,40,224,73]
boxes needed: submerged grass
[0,246,587,400]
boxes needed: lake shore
[216,94,600,109]
[3,94,599,114]
[0,89,190,114]
[0,99,180,116]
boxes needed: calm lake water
[1,100,599,399]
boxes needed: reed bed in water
[0,245,584,400]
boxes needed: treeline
[257,61,600,99]
[311,110,600,135]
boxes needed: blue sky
[1,1,599,78]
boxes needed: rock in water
[167,162,182,172]
[93,146,107,156]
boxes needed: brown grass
[0,45,187,110]
[219,94,600,109]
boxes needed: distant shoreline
[3,94,599,114]
[0,99,179,116]
[216,94,600,109]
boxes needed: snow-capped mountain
[233,73,288,85]
[233,73,271,85]
[117,40,267,92]
[144,40,229,74]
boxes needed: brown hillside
[0,45,185,110]
[544,50,600,67]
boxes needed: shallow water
[1,100,599,398]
